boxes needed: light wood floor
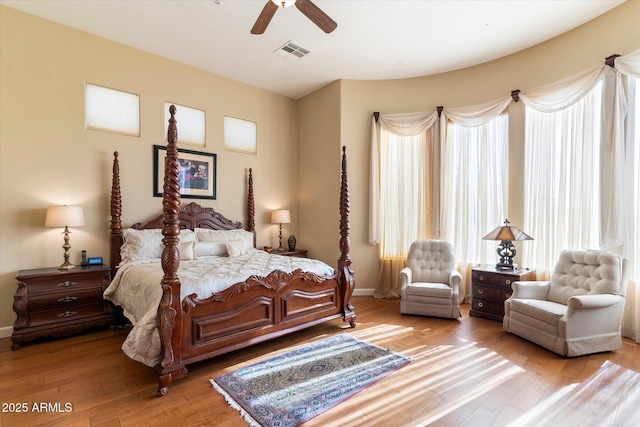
[1,296,638,427]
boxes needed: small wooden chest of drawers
[470,266,536,322]
[272,249,308,258]
[11,265,114,349]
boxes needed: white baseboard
[0,326,13,339]
[353,288,374,297]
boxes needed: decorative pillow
[195,228,254,250]
[225,239,248,258]
[176,241,195,261]
[120,228,196,265]
[194,241,228,257]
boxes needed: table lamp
[482,219,533,270]
[45,205,85,270]
[271,209,291,251]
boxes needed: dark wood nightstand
[272,249,308,258]
[470,265,536,322]
[11,265,114,350]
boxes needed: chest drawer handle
[57,310,78,318]
[478,289,484,294]
[505,293,511,299]
[57,281,77,288]
[479,275,485,281]
[478,302,484,308]
[57,296,78,303]
[505,279,511,285]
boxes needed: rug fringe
[210,379,262,427]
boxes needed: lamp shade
[271,209,291,224]
[482,219,532,241]
[45,206,85,228]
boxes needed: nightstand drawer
[471,297,505,318]
[26,274,105,295]
[472,270,515,288]
[29,287,104,312]
[472,284,512,300]
[29,303,106,327]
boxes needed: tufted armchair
[503,250,627,357]
[400,240,462,319]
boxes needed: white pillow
[195,228,254,251]
[195,241,228,257]
[176,241,195,261]
[225,239,248,258]
[120,228,196,264]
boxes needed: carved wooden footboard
[109,105,356,396]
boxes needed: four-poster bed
[106,105,356,396]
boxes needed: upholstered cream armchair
[503,250,626,357]
[400,240,462,319]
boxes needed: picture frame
[153,145,216,199]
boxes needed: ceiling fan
[251,0,337,35]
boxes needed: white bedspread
[104,248,335,367]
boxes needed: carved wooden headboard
[109,150,255,275]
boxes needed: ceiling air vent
[274,41,310,61]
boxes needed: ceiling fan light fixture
[271,0,295,7]
[253,0,336,35]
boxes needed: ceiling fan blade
[295,0,337,33]
[251,1,279,35]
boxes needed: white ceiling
[1,0,625,99]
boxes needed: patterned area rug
[211,334,412,427]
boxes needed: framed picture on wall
[153,145,216,199]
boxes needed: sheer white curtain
[615,50,640,343]
[520,50,640,343]
[522,80,603,271]
[370,111,439,298]
[440,98,512,302]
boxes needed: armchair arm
[566,294,624,318]
[510,281,550,300]
[561,294,625,340]
[399,267,412,289]
[449,269,462,295]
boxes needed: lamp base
[495,240,518,271]
[58,261,77,270]
[495,262,518,271]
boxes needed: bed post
[338,146,356,327]
[156,105,187,396]
[247,168,256,246]
[110,151,123,277]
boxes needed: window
[224,116,257,154]
[85,83,139,136]
[164,102,206,147]
[627,76,640,281]
[440,113,509,263]
[378,129,433,260]
[523,81,603,271]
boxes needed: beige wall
[297,81,342,264]
[0,6,299,330]
[298,0,640,293]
